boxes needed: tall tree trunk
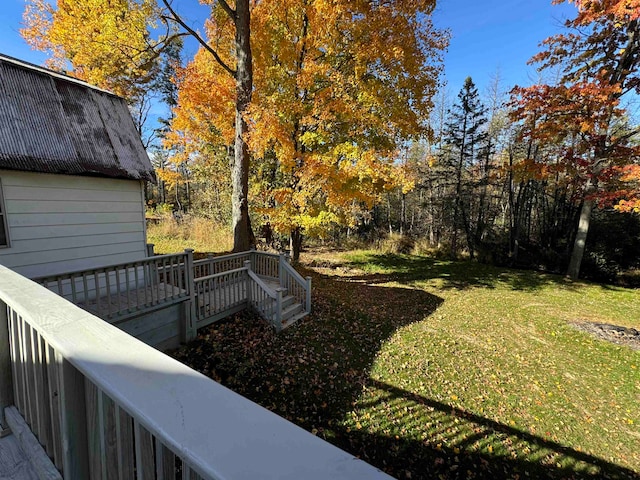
[232,0,254,252]
[290,227,303,263]
[400,192,407,235]
[566,195,594,279]
[387,194,393,234]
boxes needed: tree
[23,0,256,252]
[510,0,640,279]
[149,0,255,251]
[22,0,181,146]
[248,0,447,260]
[170,0,447,260]
[442,77,488,258]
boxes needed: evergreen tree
[442,77,488,258]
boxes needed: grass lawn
[171,250,640,479]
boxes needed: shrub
[377,233,415,254]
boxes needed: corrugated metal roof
[0,54,156,183]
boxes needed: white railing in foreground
[0,266,390,480]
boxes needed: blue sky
[1,0,577,100]
[432,0,576,95]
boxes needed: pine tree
[442,77,488,258]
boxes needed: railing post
[143,247,154,290]
[183,249,197,343]
[250,246,256,271]
[243,260,252,307]
[275,288,284,332]
[207,253,214,276]
[278,253,286,288]
[59,356,90,478]
[0,301,13,436]
[305,276,312,313]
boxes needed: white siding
[0,171,147,278]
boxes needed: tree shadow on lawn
[171,268,636,479]
[331,252,582,292]
[344,379,639,480]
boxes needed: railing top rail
[192,251,250,266]
[32,252,188,283]
[0,265,389,480]
[193,267,248,284]
[247,270,277,298]
[253,251,282,259]
[192,250,283,267]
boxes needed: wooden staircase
[256,275,310,330]
[276,291,309,330]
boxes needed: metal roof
[0,54,156,183]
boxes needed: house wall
[0,170,147,278]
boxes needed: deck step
[281,302,303,321]
[281,310,310,330]
[266,301,305,329]
[281,295,296,309]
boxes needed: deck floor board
[0,433,42,480]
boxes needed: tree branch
[217,0,236,21]
[161,0,236,77]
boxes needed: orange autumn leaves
[510,0,640,212]
[557,0,640,23]
[167,0,447,238]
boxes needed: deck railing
[193,267,248,325]
[193,250,282,280]
[192,252,251,279]
[251,251,281,278]
[33,251,191,321]
[0,266,389,480]
[32,249,311,336]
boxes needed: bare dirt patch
[570,321,640,350]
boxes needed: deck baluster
[104,269,113,318]
[133,264,141,308]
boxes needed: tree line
[22,0,640,279]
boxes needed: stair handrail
[245,265,283,330]
[246,269,277,298]
[279,255,312,313]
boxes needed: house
[0,53,154,279]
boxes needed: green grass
[171,250,640,479]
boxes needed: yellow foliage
[166,0,446,239]
[22,0,160,99]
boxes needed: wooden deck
[34,250,312,348]
[0,407,61,480]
